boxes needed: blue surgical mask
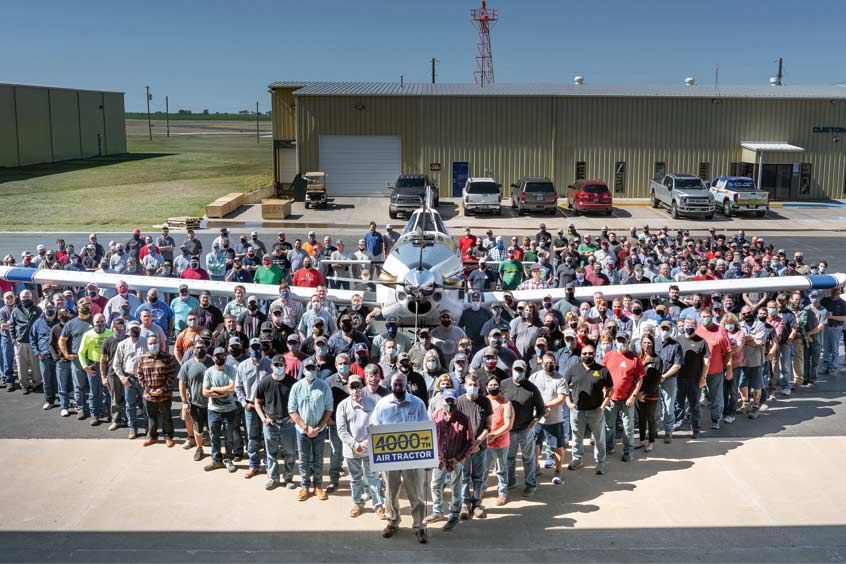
[512,370,525,383]
[466,385,479,397]
[496,242,504,250]
[316,346,328,356]
[280,291,290,300]
[338,365,350,376]
[386,347,398,358]
[274,366,285,375]
[471,301,481,311]
[304,370,316,382]
[250,348,262,359]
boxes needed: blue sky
[3,0,845,112]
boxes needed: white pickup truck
[710,176,770,217]
[650,173,715,219]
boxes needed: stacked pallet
[166,217,202,230]
[206,192,245,218]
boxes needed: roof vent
[573,76,584,85]
[684,77,696,86]
[769,77,779,86]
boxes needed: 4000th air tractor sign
[368,421,439,472]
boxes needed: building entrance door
[760,164,794,201]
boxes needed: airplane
[1,191,844,326]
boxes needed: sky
[3,0,845,113]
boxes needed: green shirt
[498,259,524,290]
[254,265,285,285]
[78,328,113,368]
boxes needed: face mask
[522,311,531,320]
[338,364,350,376]
[148,296,158,304]
[459,346,472,355]
[491,338,502,348]
[600,343,611,352]
[94,323,106,333]
[355,354,368,366]
[576,276,585,283]
[488,387,500,396]
[443,402,455,413]
[250,348,262,359]
[470,301,481,311]
[726,323,736,332]
[22,299,34,308]
[386,347,397,358]
[180,294,190,302]
[194,346,207,358]
[543,364,554,373]
[701,317,713,327]
[615,342,627,351]
[426,361,438,371]
[535,347,545,357]
[187,319,197,328]
[581,355,594,364]
[230,346,242,356]
[351,388,365,402]
[274,366,285,376]
[466,385,479,397]
[117,250,125,256]
[399,364,411,374]
[485,358,497,369]
[248,303,258,311]
[613,308,622,317]
[311,302,321,312]
[564,338,575,348]
[351,302,362,311]
[130,328,141,339]
[287,342,299,353]
[819,266,826,274]
[386,325,398,336]
[87,290,97,298]
[661,330,672,340]
[492,310,501,318]
[768,307,778,316]
[632,307,642,316]
[440,319,451,327]
[279,291,290,300]
[79,307,91,316]
[189,261,199,269]
[513,370,525,383]
[316,346,328,357]
[341,321,353,332]
[684,327,696,336]
[304,370,317,382]
[496,242,504,250]
[149,347,160,356]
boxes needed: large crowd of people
[0,221,843,543]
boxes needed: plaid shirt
[136,352,178,402]
[433,409,474,471]
[516,278,550,291]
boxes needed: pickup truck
[388,174,439,219]
[710,176,769,217]
[650,173,715,219]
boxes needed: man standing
[288,357,334,501]
[178,336,213,460]
[10,289,42,394]
[336,374,385,518]
[426,389,475,532]
[59,299,94,419]
[203,347,240,472]
[530,353,569,484]
[235,338,273,479]
[364,222,385,262]
[501,359,546,497]
[675,317,710,438]
[112,320,148,438]
[564,344,612,475]
[655,320,682,443]
[256,354,299,490]
[600,332,644,462]
[695,307,732,429]
[455,374,491,519]
[77,314,113,426]
[371,372,431,543]
[136,334,177,447]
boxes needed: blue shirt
[170,296,199,333]
[370,393,429,425]
[135,302,174,336]
[288,377,333,428]
[364,231,384,258]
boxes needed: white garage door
[319,135,401,196]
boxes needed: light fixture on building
[353,103,365,111]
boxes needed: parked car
[510,176,558,215]
[565,179,613,216]
[462,177,502,215]
[388,174,439,219]
[650,173,715,219]
[710,176,770,217]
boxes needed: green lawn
[0,134,271,231]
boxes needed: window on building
[654,161,666,181]
[575,161,586,181]
[614,162,626,193]
[698,162,710,181]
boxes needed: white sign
[368,421,439,472]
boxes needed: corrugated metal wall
[0,84,126,168]
[289,93,846,200]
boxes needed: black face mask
[743,314,755,323]
[248,304,258,311]
[229,346,242,356]
[129,328,141,338]
[194,346,207,358]
[341,321,353,332]
[213,356,227,366]
[487,387,500,396]
[392,385,406,401]
[581,356,594,364]
[22,299,34,308]
[543,323,555,331]
[148,296,158,304]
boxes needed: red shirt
[139,245,160,261]
[458,235,477,259]
[88,295,108,315]
[601,350,644,401]
[695,325,731,375]
[181,268,210,280]
[292,267,325,288]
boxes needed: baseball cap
[453,353,467,363]
[178,283,189,291]
[348,375,364,386]
[483,346,498,357]
[397,352,411,362]
[809,290,820,299]
[513,360,527,371]
[286,333,300,343]
[564,328,577,338]
[441,389,457,401]
[353,342,369,353]
[616,330,630,341]
[535,337,548,346]
[228,336,241,346]
[385,315,399,324]
[213,347,227,356]
[315,336,328,345]
[271,354,286,366]
[659,320,673,329]
[249,337,261,347]
[488,328,502,337]
[303,357,317,368]
[247,295,258,304]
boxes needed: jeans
[295,428,327,488]
[146,398,174,440]
[507,426,536,489]
[70,359,89,415]
[659,377,678,433]
[263,419,297,481]
[461,448,487,508]
[86,365,110,419]
[722,373,738,418]
[705,372,724,424]
[821,325,843,372]
[0,335,14,384]
[570,407,606,465]
[243,409,264,470]
[486,446,509,497]
[208,409,237,462]
[124,376,146,429]
[38,356,57,404]
[347,456,383,508]
[432,465,465,518]
[675,379,701,432]
[327,424,343,484]
[778,344,793,392]
[604,399,635,457]
[56,360,73,409]
[15,342,42,389]
[804,337,821,384]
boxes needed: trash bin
[291,173,306,202]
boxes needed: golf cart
[304,171,327,209]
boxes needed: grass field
[125,112,271,121]
[0,133,271,231]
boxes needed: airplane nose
[403,269,435,298]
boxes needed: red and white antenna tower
[470,0,497,86]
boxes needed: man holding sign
[370,372,432,544]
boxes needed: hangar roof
[268,81,846,100]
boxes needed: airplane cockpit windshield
[402,211,448,235]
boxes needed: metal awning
[740,141,805,152]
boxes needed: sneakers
[182,439,196,450]
[285,481,298,490]
[663,431,672,444]
[265,479,279,491]
[193,447,204,461]
[552,470,562,485]
[496,495,508,506]
[90,418,101,427]
[423,513,447,525]
[22,387,31,395]
[376,506,387,520]
[459,505,471,520]
[621,453,632,463]
[225,460,237,473]
[108,421,121,431]
[77,411,88,421]
[42,402,53,410]
[382,524,398,538]
[522,486,536,497]
[128,430,137,440]
[723,415,735,424]
[782,388,792,397]
[692,430,702,439]
[595,464,606,475]
[314,487,328,500]
[568,459,583,471]
[644,443,654,453]
[473,506,486,518]
[325,482,338,493]
[60,408,70,417]
[710,422,720,430]
[415,528,428,544]
[543,458,555,469]
[4,383,17,392]
[739,402,748,414]
[442,516,459,531]
[349,506,363,518]
[204,461,225,472]
[297,488,310,502]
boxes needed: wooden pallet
[166,216,202,230]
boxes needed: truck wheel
[650,192,659,208]
[670,202,679,219]
[705,213,714,220]
[756,210,767,217]
[496,207,502,216]
[723,201,733,217]
[606,208,613,216]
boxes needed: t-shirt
[256,373,297,420]
[178,356,213,408]
[529,371,568,424]
[458,308,492,348]
[498,259,524,290]
[203,365,238,412]
[676,334,710,381]
[600,350,644,402]
[61,317,93,355]
[639,356,665,399]
[501,378,545,432]
[564,361,613,411]
[695,325,731,375]
[191,304,224,332]
[456,394,492,440]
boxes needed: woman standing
[637,334,664,452]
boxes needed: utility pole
[431,58,437,83]
[165,95,170,137]
[775,57,784,86]
[256,101,260,144]
[145,85,152,140]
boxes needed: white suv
[462,177,502,215]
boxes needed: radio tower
[470,0,497,86]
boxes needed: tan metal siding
[0,85,19,167]
[15,86,53,165]
[271,88,297,140]
[78,91,105,158]
[103,92,127,154]
[49,89,82,161]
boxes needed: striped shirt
[136,352,178,402]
